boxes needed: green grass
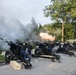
[66,39,76,43]
[0,55,5,62]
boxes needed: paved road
[0,54,76,75]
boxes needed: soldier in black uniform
[27,42,32,55]
[20,42,27,60]
[26,42,33,61]
[73,41,76,50]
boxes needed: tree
[64,23,74,40]
[44,0,76,42]
[72,23,76,39]
[18,17,40,41]
[31,17,38,32]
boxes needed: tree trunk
[61,23,64,42]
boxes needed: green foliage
[0,50,2,54]
[64,23,74,40]
[40,24,61,41]
[0,55,5,62]
[44,0,76,41]
[31,17,38,32]
[0,47,3,54]
[51,22,61,28]
[39,24,53,33]
[18,17,40,41]
[44,0,76,23]
[72,22,76,39]
[16,39,22,44]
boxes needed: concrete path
[0,54,76,75]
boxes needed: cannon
[56,42,76,57]
[31,41,61,63]
[0,38,32,68]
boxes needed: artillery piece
[31,41,61,63]
[0,38,32,68]
[56,42,76,57]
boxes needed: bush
[0,50,2,54]
[0,55,5,62]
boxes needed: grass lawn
[0,55,5,62]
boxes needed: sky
[0,0,52,25]
[0,0,53,49]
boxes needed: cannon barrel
[0,37,10,44]
[0,37,17,47]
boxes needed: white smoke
[0,0,45,50]
[0,17,23,50]
[0,17,23,41]
[0,16,39,50]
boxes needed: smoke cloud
[0,0,49,50]
[0,16,39,50]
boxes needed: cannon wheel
[35,48,42,55]
[5,51,13,63]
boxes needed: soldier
[27,42,32,55]
[26,42,33,61]
[73,41,76,50]
[20,42,27,60]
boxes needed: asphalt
[0,53,76,75]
